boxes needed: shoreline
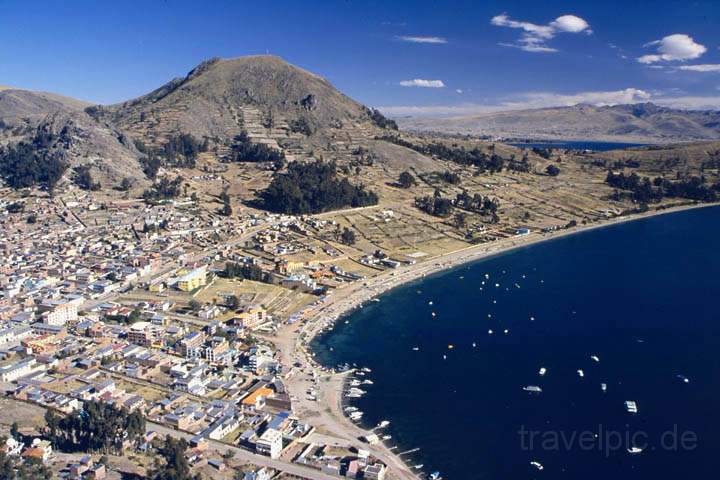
[275,200,719,480]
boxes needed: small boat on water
[625,400,638,413]
[378,420,390,428]
[383,435,392,440]
[590,355,600,362]
[601,383,607,392]
[414,464,424,469]
[539,367,547,376]
[371,298,380,303]
[676,374,690,383]
[430,472,442,480]
[577,369,585,378]
[628,446,644,454]
[412,347,420,351]
[530,461,544,471]
[488,329,494,335]
[523,385,542,393]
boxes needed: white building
[255,428,282,459]
[39,299,78,326]
[0,358,42,382]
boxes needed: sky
[1,0,719,115]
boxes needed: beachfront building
[255,428,282,458]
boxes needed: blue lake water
[312,206,720,480]
[509,141,646,151]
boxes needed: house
[244,467,271,480]
[234,305,267,330]
[2,437,23,456]
[0,358,43,382]
[255,428,282,459]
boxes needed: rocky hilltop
[398,103,720,143]
[0,88,145,189]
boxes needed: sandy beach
[272,201,718,480]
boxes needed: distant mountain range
[397,103,720,143]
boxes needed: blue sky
[1,0,719,114]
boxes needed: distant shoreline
[279,200,719,480]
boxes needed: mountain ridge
[396,102,720,143]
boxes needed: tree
[149,436,193,480]
[453,212,467,229]
[119,177,134,191]
[398,171,416,188]
[189,300,201,313]
[546,164,561,176]
[44,400,145,454]
[340,227,357,245]
[10,422,19,439]
[259,160,378,214]
[226,295,240,310]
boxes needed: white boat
[625,400,638,413]
[430,472,442,480]
[378,420,390,428]
[414,464,424,469]
[488,329,494,335]
[628,447,644,454]
[428,301,433,305]
[345,406,358,412]
[431,312,436,317]
[523,385,542,393]
[539,367,547,376]
[472,342,477,348]
[383,435,392,440]
[590,355,600,362]
[530,461,544,471]
[363,380,374,385]
[577,369,585,378]
[371,298,380,303]
[601,383,607,392]
[676,374,690,383]
[412,347,420,351]
[503,329,509,335]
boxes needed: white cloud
[677,64,720,72]
[397,35,448,44]
[399,79,446,88]
[551,15,592,34]
[456,89,463,94]
[638,34,707,64]
[491,13,591,53]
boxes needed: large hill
[397,103,720,143]
[87,55,391,153]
